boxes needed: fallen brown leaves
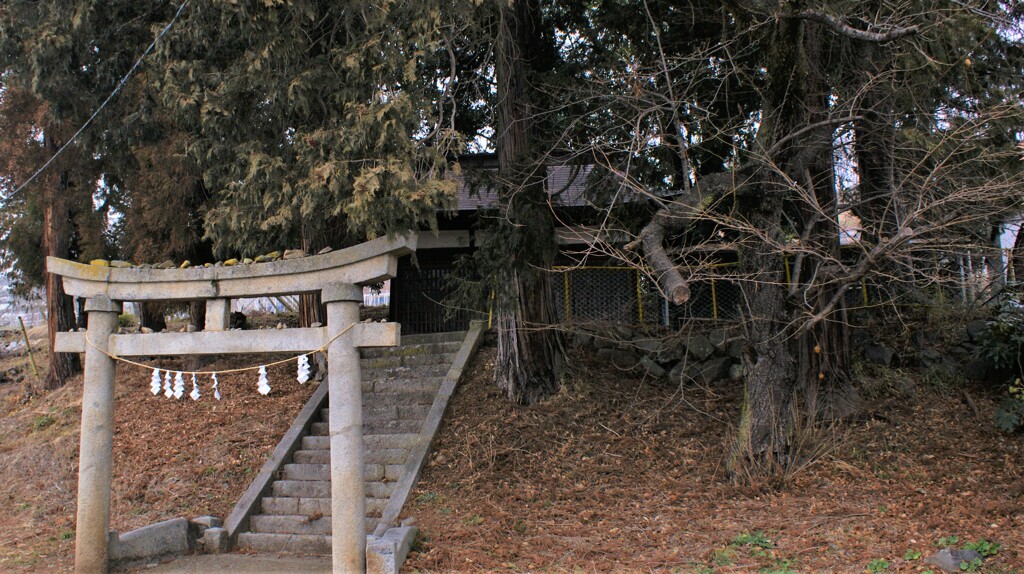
[0,338,315,573]
[405,346,1024,573]
[0,330,1022,573]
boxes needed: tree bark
[139,302,167,332]
[189,301,206,331]
[299,222,331,327]
[493,0,565,405]
[794,34,861,420]
[728,190,794,480]
[495,270,564,404]
[728,13,806,481]
[42,132,81,389]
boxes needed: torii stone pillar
[323,284,366,572]
[47,235,416,574]
[75,296,122,574]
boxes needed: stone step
[366,418,424,434]
[354,378,444,395]
[374,376,442,392]
[280,463,386,482]
[250,514,332,535]
[283,464,334,481]
[362,364,450,381]
[313,419,423,436]
[328,404,433,422]
[371,377,444,393]
[360,352,455,369]
[360,341,462,359]
[260,497,389,517]
[291,448,409,465]
[300,434,419,452]
[236,532,332,554]
[400,331,467,345]
[363,390,438,406]
[361,405,398,419]
[271,480,395,499]
[283,463,406,483]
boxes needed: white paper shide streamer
[257,366,271,395]
[212,373,221,400]
[163,371,173,398]
[190,373,201,401]
[296,354,311,384]
[150,369,162,395]
[173,371,185,400]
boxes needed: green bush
[977,302,1024,432]
[977,302,1024,374]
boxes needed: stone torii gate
[49,235,417,574]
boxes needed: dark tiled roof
[454,164,594,211]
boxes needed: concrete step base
[236,532,332,554]
[360,353,455,369]
[250,514,333,535]
[400,331,468,345]
[333,404,431,422]
[363,364,449,381]
[319,419,422,436]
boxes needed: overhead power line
[4,0,191,200]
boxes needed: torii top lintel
[45,234,417,302]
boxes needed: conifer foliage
[1,0,1023,485]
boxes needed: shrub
[977,301,1024,433]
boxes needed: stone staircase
[235,331,466,554]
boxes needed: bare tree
[534,0,1023,481]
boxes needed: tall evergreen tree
[154,1,465,258]
[488,0,566,404]
[0,2,172,386]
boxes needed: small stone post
[74,296,121,574]
[322,284,366,573]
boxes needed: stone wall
[569,324,744,386]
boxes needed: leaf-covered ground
[0,327,315,573]
[404,346,1024,573]
[0,329,1022,572]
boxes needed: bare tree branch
[624,171,751,305]
[796,11,919,42]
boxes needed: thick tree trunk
[798,292,859,420]
[299,222,330,327]
[299,294,325,328]
[853,31,899,243]
[854,100,898,240]
[732,336,795,481]
[492,0,564,404]
[728,14,805,482]
[728,171,796,479]
[495,270,564,404]
[139,302,167,332]
[42,141,81,389]
[189,301,206,331]
[795,58,861,420]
